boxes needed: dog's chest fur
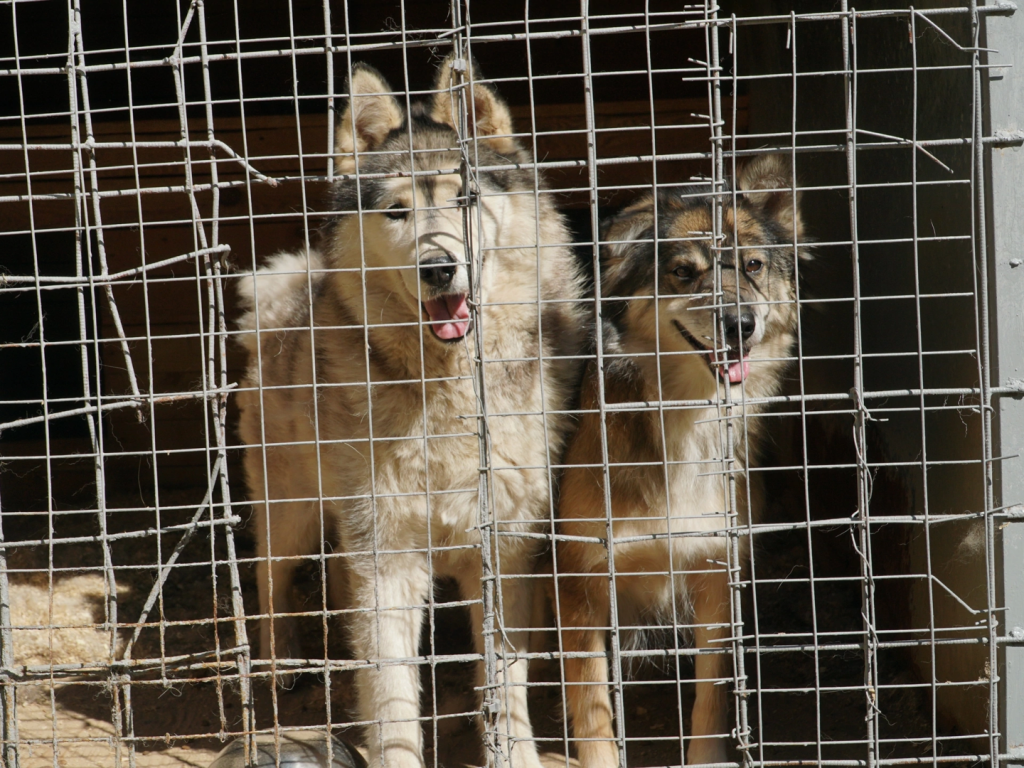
[561,355,757,595]
[246,275,558,563]
[612,394,745,564]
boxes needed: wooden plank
[0,97,746,227]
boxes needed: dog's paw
[685,736,729,766]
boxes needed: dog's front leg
[255,498,318,688]
[459,560,544,768]
[556,572,619,768]
[348,551,430,768]
[685,568,730,766]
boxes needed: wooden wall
[0,97,746,515]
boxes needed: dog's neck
[635,353,718,405]
[611,331,719,405]
[320,271,454,374]
[324,270,541,385]
[602,332,762,468]
[614,325,781,406]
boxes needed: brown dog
[236,58,585,768]
[554,155,806,766]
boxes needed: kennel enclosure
[1,0,1023,766]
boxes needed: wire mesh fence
[0,1,1021,767]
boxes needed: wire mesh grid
[0,1,1020,768]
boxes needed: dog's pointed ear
[738,153,803,242]
[599,198,656,296]
[336,64,405,175]
[430,55,517,155]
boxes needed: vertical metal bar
[333,5,389,761]
[735,16,769,766]
[170,5,207,708]
[706,8,750,768]
[196,7,223,695]
[280,0,326,749]
[66,2,128,765]
[450,8,502,764]
[784,13,827,768]
[194,2,255,755]
[4,1,48,762]
[578,5,628,766]
[395,7,445,768]
[966,0,999,760]
[840,5,880,766]
[905,11,943,765]
[316,0,340,757]
[520,5,578,761]
[117,1,165,730]
[323,0,335,183]
[458,13,510,764]
[705,39,738,768]
[517,4,570,763]
[639,7,688,768]
[227,0,260,756]
[981,1,1024,763]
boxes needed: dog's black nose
[722,311,756,343]
[419,253,457,288]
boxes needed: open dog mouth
[671,320,751,384]
[422,294,471,342]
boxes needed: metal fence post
[984,2,1024,764]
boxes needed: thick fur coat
[236,58,585,768]
[555,155,806,766]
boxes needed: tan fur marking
[430,56,518,155]
[557,158,803,766]
[739,153,803,240]
[666,206,713,242]
[601,208,654,291]
[336,66,405,175]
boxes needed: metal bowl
[207,731,367,768]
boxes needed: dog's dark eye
[673,265,694,281]
[385,204,408,221]
[745,258,764,274]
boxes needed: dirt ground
[3,431,981,768]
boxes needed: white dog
[236,57,584,768]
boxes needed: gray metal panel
[985,2,1024,763]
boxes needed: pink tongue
[718,359,751,384]
[423,294,470,340]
